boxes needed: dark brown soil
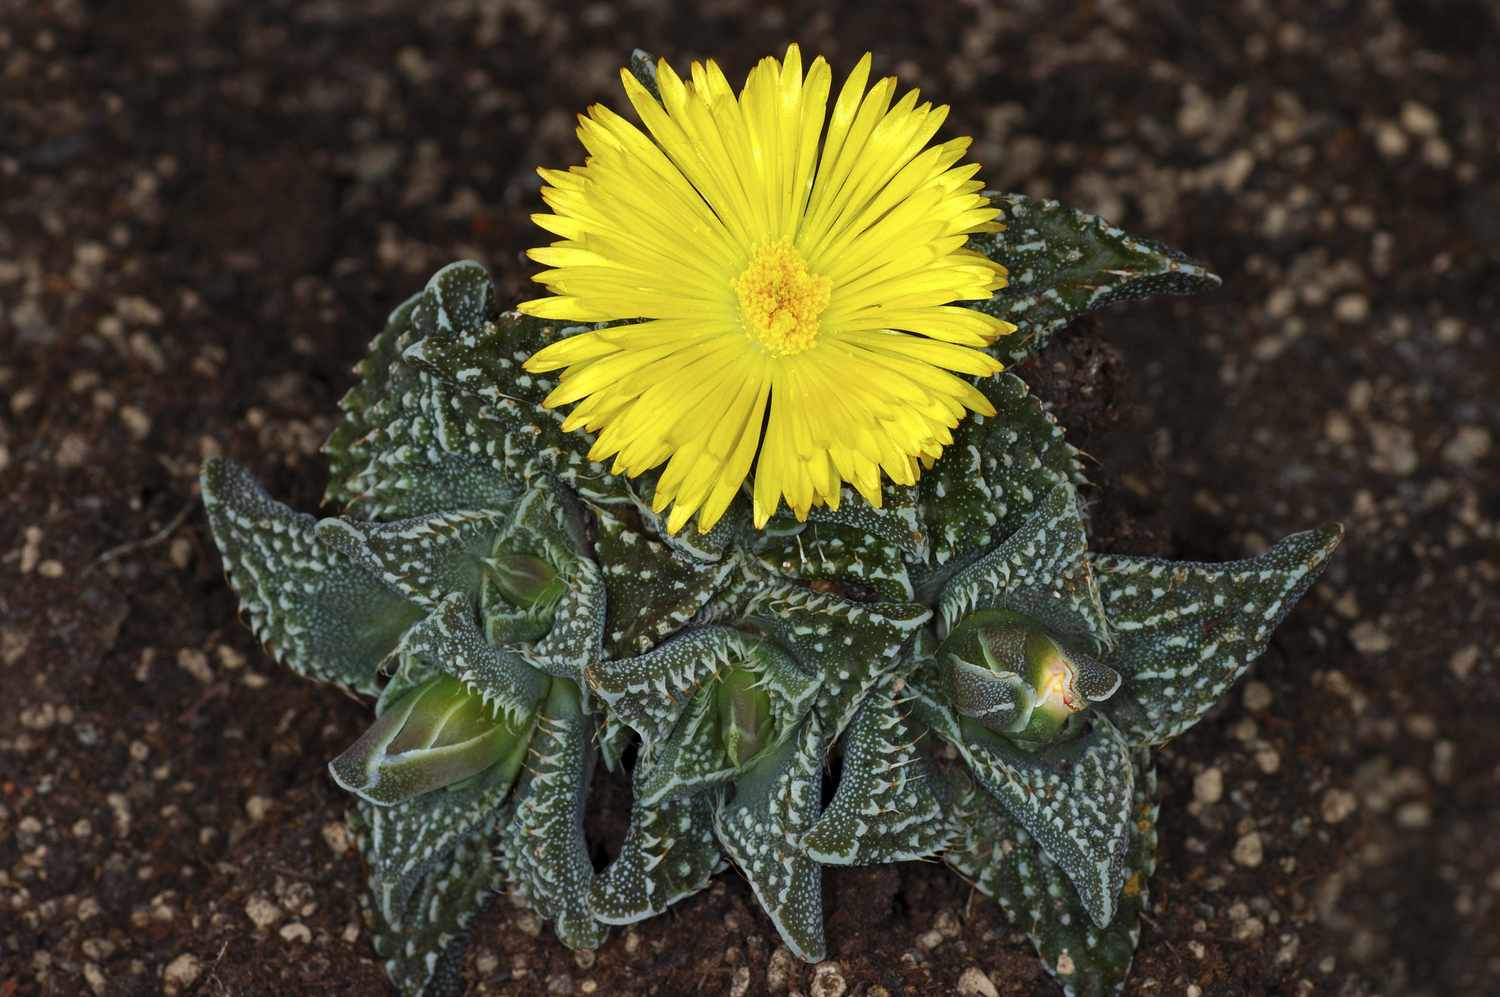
[3,2,1497,996]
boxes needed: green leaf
[968,194,1221,366]
[200,457,424,695]
[395,594,551,724]
[590,769,721,924]
[741,574,930,738]
[916,373,1084,587]
[314,509,510,611]
[593,505,734,657]
[588,625,817,749]
[946,750,1159,997]
[322,262,519,520]
[752,519,916,602]
[494,679,605,949]
[1095,525,1343,746]
[802,676,952,865]
[937,483,1107,643]
[917,678,1136,930]
[351,800,503,997]
[714,714,827,962]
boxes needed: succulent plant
[203,32,1343,987]
[202,199,1338,996]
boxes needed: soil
[2,1,1497,996]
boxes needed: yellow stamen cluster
[733,240,832,358]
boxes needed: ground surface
[2,1,1498,995]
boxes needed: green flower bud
[716,666,774,769]
[940,609,1121,746]
[484,550,566,643]
[330,674,535,805]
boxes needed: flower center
[733,239,831,357]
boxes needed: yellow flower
[520,45,1014,533]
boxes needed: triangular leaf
[937,483,1106,642]
[945,750,1159,997]
[1095,525,1343,746]
[968,194,1221,366]
[714,714,826,962]
[200,457,423,694]
[494,679,605,948]
[591,766,721,924]
[802,676,952,865]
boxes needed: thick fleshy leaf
[594,505,734,657]
[633,684,741,804]
[523,556,606,681]
[937,483,1107,642]
[351,799,503,997]
[789,481,930,561]
[349,763,514,927]
[322,262,519,520]
[200,457,423,694]
[396,593,551,724]
[916,683,1136,929]
[916,373,1084,584]
[946,750,1158,997]
[314,509,509,611]
[742,575,930,738]
[802,676,952,865]
[494,679,605,948]
[753,519,916,602]
[1095,525,1343,746]
[590,759,721,924]
[714,714,826,962]
[588,625,817,746]
[968,194,1221,366]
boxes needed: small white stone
[1054,950,1076,975]
[767,947,795,992]
[1321,789,1357,824]
[279,922,312,943]
[1233,831,1264,867]
[1442,426,1490,466]
[245,795,272,821]
[245,894,282,930]
[1449,646,1480,679]
[1194,767,1224,805]
[957,967,1000,997]
[162,954,202,990]
[810,962,846,997]
[1243,681,1274,713]
[321,821,351,855]
[1349,621,1392,655]
[1400,101,1439,136]
[1333,293,1369,323]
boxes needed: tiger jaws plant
[202,46,1341,997]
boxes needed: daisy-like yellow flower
[520,44,1014,533]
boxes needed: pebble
[279,921,311,943]
[245,795,272,821]
[810,962,846,997]
[1333,293,1369,323]
[321,820,351,855]
[1349,621,1392,655]
[1321,789,1357,824]
[767,946,795,992]
[1441,426,1490,466]
[1194,767,1225,805]
[957,967,1000,997]
[245,894,281,930]
[729,965,752,997]
[1233,831,1265,867]
[1449,646,1479,679]
[162,953,201,991]
[1243,681,1273,712]
[1400,101,1439,136]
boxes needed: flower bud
[940,610,1120,746]
[716,667,774,769]
[330,674,534,805]
[484,551,566,643]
